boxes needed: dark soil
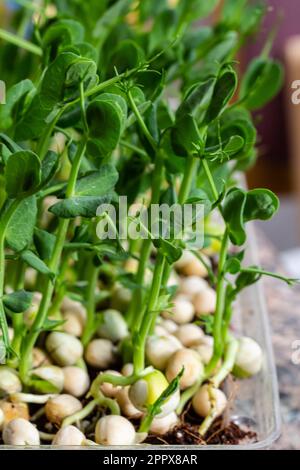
[146,419,257,446]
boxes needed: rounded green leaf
[240,57,284,110]
[87,96,126,159]
[5,151,41,198]
[244,189,279,222]
[171,114,201,157]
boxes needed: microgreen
[0,0,293,443]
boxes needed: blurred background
[0,0,300,449]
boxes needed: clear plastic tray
[141,221,282,450]
[1,222,281,450]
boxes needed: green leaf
[6,196,38,252]
[223,188,247,246]
[34,228,56,260]
[223,188,279,246]
[37,318,66,332]
[5,151,41,198]
[29,377,62,394]
[49,195,112,218]
[75,165,119,196]
[2,290,33,313]
[107,39,144,76]
[176,78,215,119]
[203,65,237,124]
[41,151,60,186]
[0,79,34,130]
[14,95,50,141]
[240,57,284,110]
[153,238,182,264]
[171,114,201,157]
[148,8,178,53]
[40,53,98,107]
[87,96,126,159]
[42,19,85,50]
[235,268,261,293]
[224,251,245,274]
[244,188,279,222]
[21,250,55,279]
[179,0,219,22]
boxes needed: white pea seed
[192,385,227,418]
[45,394,82,425]
[193,288,216,316]
[116,387,143,419]
[160,319,178,334]
[52,425,85,446]
[62,311,83,337]
[3,418,40,445]
[129,370,180,418]
[174,324,204,347]
[146,335,182,370]
[179,276,209,299]
[110,283,132,312]
[32,365,64,393]
[0,367,22,396]
[63,367,90,397]
[233,337,263,378]
[150,411,179,435]
[192,342,213,365]
[121,363,134,377]
[163,295,195,324]
[46,332,83,366]
[95,415,136,445]
[60,297,87,324]
[97,309,129,343]
[166,349,204,390]
[85,339,115,369]
[32,347,51,368]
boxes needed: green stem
[0,199,22,350]
[11,261,26,357]
[127,89,157,152]
[19,141,87,383]
[210,336,238,388]
[81,258,99,347]
[201,158,219,202]
[240,267,299,286]
[62,395,120,428]
[90,371,138,399]
[0,28,42,56]
[198,385,220,437]
[120,139,148,158]
[205,230,229,378]
[160,154,198,288]
[126,153,165,329]
[178,154,198,205]
[133,253,166,374]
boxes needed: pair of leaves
[50,163,118,218]
[15,52,98,140]
[240,57,284,110]
[223,187,279,245]
[87,93,127,160]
